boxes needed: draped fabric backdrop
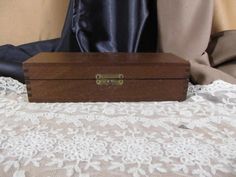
[213,0,236,33]
[157,0,236,84]
[0,0,68,46]
[211,0,236,81]
[0,0,157,83]
[0,0,235,85]
[56,0,157,52]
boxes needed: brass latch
[96,74,124,86]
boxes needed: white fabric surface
[0,77,236,177]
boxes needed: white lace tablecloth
[0,77,236,177]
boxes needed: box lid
[23,52,190,80]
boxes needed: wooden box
[23,52,190,102]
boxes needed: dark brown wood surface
[24,52,190,80]
[24,52,188,65]
[26,79,188,102]
[24,65,189,80]
[23,52,190,102]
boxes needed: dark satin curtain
[0,0,157,83]
[57,0,157,52]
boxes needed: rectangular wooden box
[23,52,190,102]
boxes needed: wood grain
[23,52,190,102]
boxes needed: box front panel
[26,79,188,102]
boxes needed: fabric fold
[207,30,236,67]
[157,0,236,84]
[70,0,150,52]
[207,30,236,80]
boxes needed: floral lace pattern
[0,77,236,177]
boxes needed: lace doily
[0,77,236,177]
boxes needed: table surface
[0,77,236,177]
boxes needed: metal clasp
[96,74,124,86]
